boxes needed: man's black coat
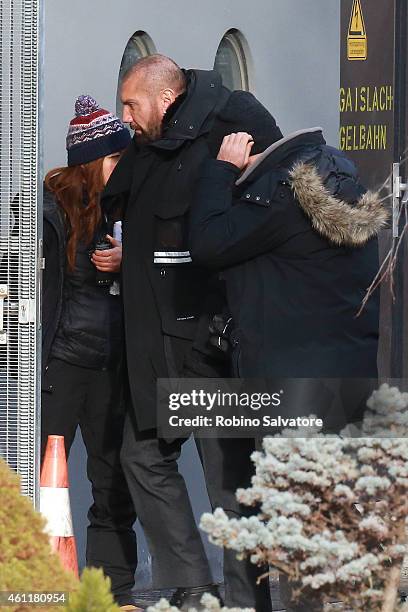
[102,69,281,430]
[190,129,387,381]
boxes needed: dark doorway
[340,0,408,379]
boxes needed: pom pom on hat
[74,94,100,117]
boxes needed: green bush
[66,568,119,612]
[0,458,120,612]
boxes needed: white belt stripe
[154,251,191,257]
[154,257,192,264]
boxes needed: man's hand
[216,132,254,170]
[91,235,122,273]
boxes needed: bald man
[102,54,280,611]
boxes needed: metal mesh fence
[0,0,41,505]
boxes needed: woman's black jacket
[42,190,66,375]
[42,190,119,380]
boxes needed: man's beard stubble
[133,106,163,145]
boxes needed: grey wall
[44,0,340,586]
[44,0,340,170]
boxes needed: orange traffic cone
[40,435,79,577]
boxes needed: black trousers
[41,358,137,606]
[196,438,272,611]
[120,409,213,589]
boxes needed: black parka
[189,129,388,380]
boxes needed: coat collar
[43,188,61,223]
[236,127,324,185]
[43,188,67,246]
[149,69,227,151]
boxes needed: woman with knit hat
[42,95,139,611]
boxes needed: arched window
[214,29,250,91]
[116,31,156,114]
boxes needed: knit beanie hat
[66,95,131,166]
[207,91,283,157]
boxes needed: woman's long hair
[44,158,104,271]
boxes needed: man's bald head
[121,54,187,143]
[122,54,187,97]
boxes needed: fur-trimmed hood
[289,162,389,247]
[237,127,389,247]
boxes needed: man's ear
[161,88,177,113]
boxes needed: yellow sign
[347,0,367,61]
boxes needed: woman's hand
[91,235,122,273]
[216,132,254,170]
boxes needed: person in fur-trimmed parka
[190,128,388,422]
